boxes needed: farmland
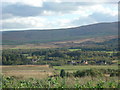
[2,65,54,79]
[1,65,119,88]
[68,49,81,51]
[1,38,119,88]
[2,65,118,79]
[53,65,118,72]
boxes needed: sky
[1,0,119,31]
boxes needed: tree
[60,69,65,78]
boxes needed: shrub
[60,69,66,78]
[74,69,103,77]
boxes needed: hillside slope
[2,22,118,45]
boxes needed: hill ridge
[2,22,118,45]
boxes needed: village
[31,58,108,65]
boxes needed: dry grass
[2,44,58,49]
[1,65,54,79]
[53,35,118,44]
[3,70,53,79]
[1,65,118,80]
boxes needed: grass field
[68,49,81,51]
[96,51,118,54]
[1,65,54,79]
[1,65,118,79]
[53,65,118,72]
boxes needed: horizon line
[1,21,118,32]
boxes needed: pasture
[68,49,81,51]
[53,65,118,72]
[1,65,118,79]
[1,65,54,79]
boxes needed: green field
[96,51,118,54]
[53,65,118,72]
[68,49,81,51]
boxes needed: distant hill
[2,22,118,45]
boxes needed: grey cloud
[2,1,117,19]
[42,2,80,13]
[2,14,14,19]
[2,3,43,17]
[2,2,83,19]
[2,22,29,29]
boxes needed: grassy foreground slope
[1,65,119,88]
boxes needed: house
[84,61,88,64]
[81,60,88,64]
[67,61,72,64]
[67,61,77,65]
[32,59,38,62]
[67,60,88,65]
[96,61,107,65]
